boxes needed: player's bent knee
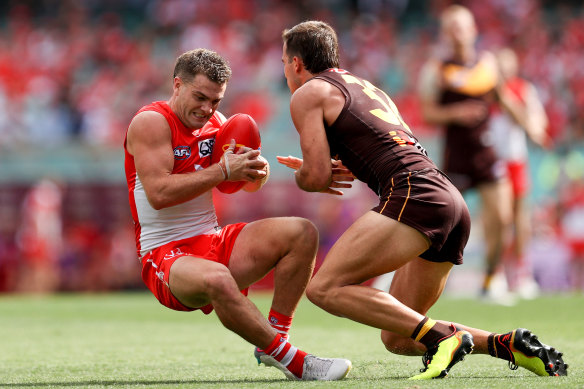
[289,217,318,251]
[203,266,240,301]
[305,280,324,307]
[381,330,422,356]
[306,279,337,310]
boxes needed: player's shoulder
[479,50,498,67]
[480,49,496,59]
[418,57,443,96]
[421,56,442,68]
[128,109,171,144]
[294,77,337,105]
[419,57,443,81]
[130,109,169,129]
[132,101,170,126]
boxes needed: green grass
[0,291,582,388]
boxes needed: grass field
[0,291,582,388]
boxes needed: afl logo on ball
[174,146,191,160]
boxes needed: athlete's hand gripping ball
[242,154,270,193]
[212,114,266,193]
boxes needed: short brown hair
[282,21,339,74]
[173,48,232,84]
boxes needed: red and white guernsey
[124,101,226,258]
[489,77,530,162]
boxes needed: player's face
[173,74,226,129]
[443,11,477,48]
[282,43,301,93]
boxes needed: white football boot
[255,348,351,381]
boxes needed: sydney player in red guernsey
[278,20,567,380]
[124,49,351,381]
[490,47,550,298]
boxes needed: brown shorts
[372,168,470,265]
[443,145,507,192]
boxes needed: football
[211,113,262,194]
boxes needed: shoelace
[501,341,518,371]
[420,347,438,373]
[304,356,333,378]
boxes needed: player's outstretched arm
[418,59,487,127]
[523,82,552,148]
[277,155,354,195]
[286,80,356,194]
[276,155,303,170]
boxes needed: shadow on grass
[0,378,285,387]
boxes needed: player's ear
[293,56,304,73]
[172,76,182,92]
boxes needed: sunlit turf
[0,291,582,388]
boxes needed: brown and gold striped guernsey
[438,55,501,190]
[313,68,437,197]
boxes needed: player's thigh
[389,256,453,314]
[314,211,431,287]
[169,255,236,308]
[228,216,317,288]
[478,179,512,226]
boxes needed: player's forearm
[145,164,225,210]
[524,89,549,145]
[421,103,460,125]
[497,89,529,130]
[294,167,330,193]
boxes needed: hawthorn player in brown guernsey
[418,5,514,301]
[437,57,502,187]
[278,20,567,380]
[313,69,469,265]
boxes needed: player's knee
[203,266,239,300]
[381,330,422,356]
[289,217,318,253]
[381,330,398,353]
[306,277,334,309]
[305,278,322,306]
[381,330,405,354]
[486,205,512,231]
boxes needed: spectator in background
[559,178,584,292]
[15,178,64,293]
[418,5,518,303]
[489,47,550,299]
[0,206,19,292]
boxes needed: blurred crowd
[1,0,583,146]
[0,178,141,293]
[0,0,583,293]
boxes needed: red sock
[264,333,307,378]
[268,309,293,339]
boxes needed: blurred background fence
[0,0,583,294]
